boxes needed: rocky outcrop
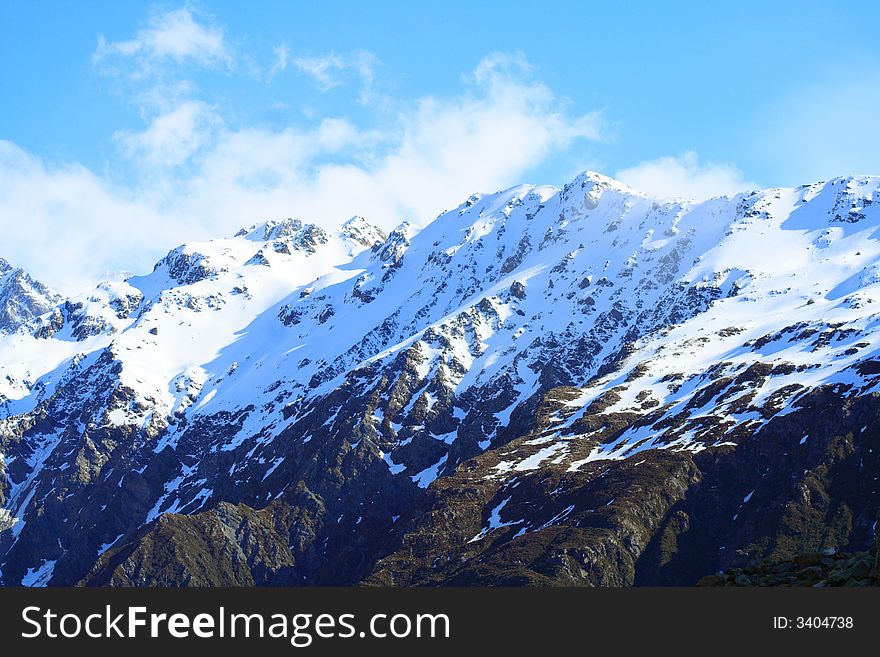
[0,258,62,334]
[697,548,878,587]
[80,496,326,587]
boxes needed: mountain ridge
[2,170,880,586]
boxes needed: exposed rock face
[81,497,326,586]
[0,258,62,334]
[365,385,880,586]
[340,216,387,248]
[0,509,15,532]
[634,389,880,585]
[2,173,880,587]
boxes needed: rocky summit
[2,171,880,587]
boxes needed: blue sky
[2,1,879,291]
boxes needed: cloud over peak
[615,151,757,201]
[2,47,602,294]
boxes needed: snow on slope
[0,259,62,336]
[1,217,383,414]
[3,171,880,584]
[488,176,880,474]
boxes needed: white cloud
[1,53,601,294]
[269,44,290,78]
[292,54,347,90]
[0,141,184,295]
[615,151,757,200]
[163,53,601,237]
[472,50,531,86]
[115,100,220,168]
[292,50,377,102]
[93,8,231,75]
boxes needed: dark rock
[794,553,821,569]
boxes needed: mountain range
[1,171,879,586]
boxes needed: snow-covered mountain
[1,171,879,586]
[0,258,61,335]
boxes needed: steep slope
[0,258,61,335]
[2,172,880,586]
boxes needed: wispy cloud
[615,151,757,201]
[292,50,377,102]
[93,7,232,76]
[472,50,532,85]
[292,54,346,90]
[268,43,290,79]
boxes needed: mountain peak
[340,215,386,248]
[235,217,305,242]
[566,169,643,198]
[0,258,63,334]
